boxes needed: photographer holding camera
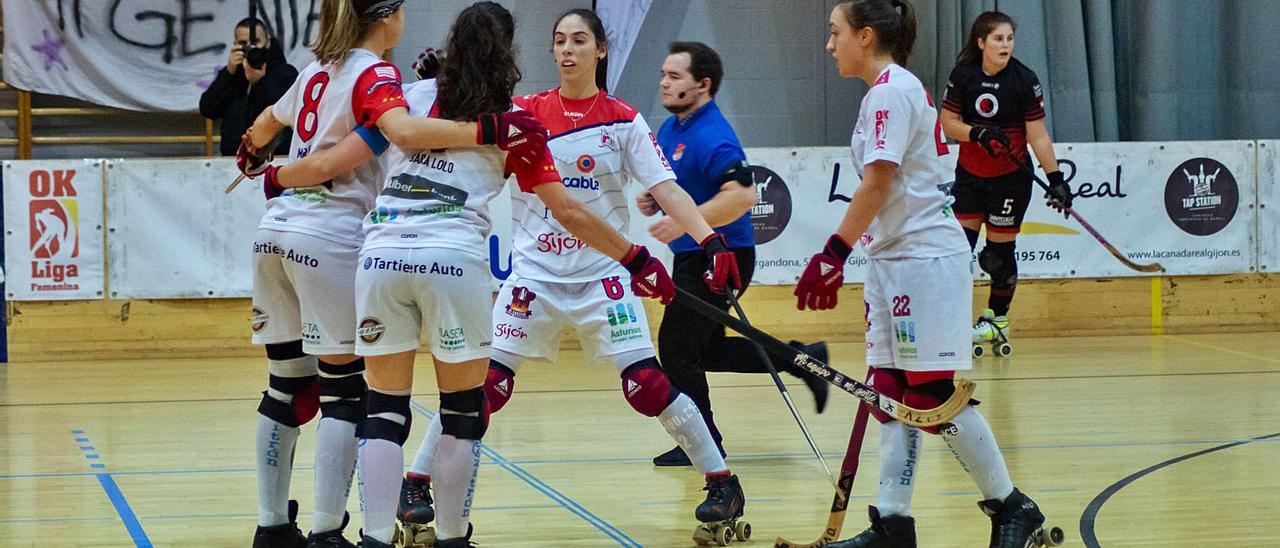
[200,17,297,156]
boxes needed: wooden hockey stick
[225,173,247,194]
[1019,160,1164,273]
[673,287,974,428]
[774,401,871,548]
[725,290,836,486]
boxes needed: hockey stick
[1018,160,1164,273]
[673,287,974,428]
[227,130,287,194]
[724,289,836,486]
[774,402,871,548]
[225,173,247,193]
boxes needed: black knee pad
[978,241,1018,289]
[318,358,366,424]
[258,371,319,428]
[440,388,488,440]
[265,340,306,361]
[359,390,412,445]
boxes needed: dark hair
[554,9,610,92]
[667,42,724,96]
[437,2,521,121]
[957,11,1016,65]
[834,0,917,65]
[235,17,267,36]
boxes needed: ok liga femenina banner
[3,161,105,300]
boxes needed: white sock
[433,434,481,540]
[409,413,443,476]
[659,394,727,474]
[876,421,921,517]
[357,438,404,543]
[256,413,301,527]
[941,407,1014,501]
[312,417,358,533]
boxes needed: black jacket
[199,39,297,156]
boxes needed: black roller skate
[306,511,356,547]
[394,472,436,547]
[827,506,916,548]
[693,473,750,546]
[978,488,1064,547]
[252,499,307,548]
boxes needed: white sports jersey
[508,90,675,282]
[361,80,507,255]
[850,64,969,259]
[261,49,406,245]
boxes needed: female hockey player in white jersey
[235,1,548,547]
[793,1,1060,547]
[253,3,686,546]
[398,9,750,546]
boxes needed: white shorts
[355,246,492,361]
[252,228,358,355]
[864,252,972,371]
[491,271,654,365]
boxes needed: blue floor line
[409,400,642,547]
[71,429,151,547]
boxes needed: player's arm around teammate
[798,3,1058,547]
[938,11,1072,350]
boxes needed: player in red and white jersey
[235,2,550,547]
[255,4,685,546]
[400,10,750,541]
[799,2,1057,547]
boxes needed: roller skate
[306,511,356,547]
[826,506,915,547]
[693,473,750,546]
[971,308,1012,358]
[393,472,436,547]
[978,488,1064,547]
[252,499,307,548]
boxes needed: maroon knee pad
[902,371,957,434]
[866,367,907,424]
[620,360,677,417]
[483,362,516,415]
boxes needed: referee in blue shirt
[637,42,829,467]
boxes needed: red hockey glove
[261,165,286,201]
[794,234,852,311]
[621,245,674,305]
[969,125,1012,158]
[700,233,741,295]
[236,134,272,177]
[478,110,549,166]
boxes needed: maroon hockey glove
[261,165,286,200]
[621,245,674,305]
[236,134,272,177]
[969,125,1012,158]
[794,234,852,311]
[477,110,549,166]
[700,233,741,295]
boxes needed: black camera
[245,44,267,70]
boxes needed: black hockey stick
[775,402,871,548]
[723,289,835,485]
[1017,159,1164,273]
[673,287,975,428]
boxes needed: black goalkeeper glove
[1044,170,1072,218]
[969,125,1012,157]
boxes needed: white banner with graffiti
[1258,140,1278,274]
[3,160,105,300]
[1,0,319,111]
[105,159,265,299]
[737,140,1257,284]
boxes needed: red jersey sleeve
[352,62,409,128]
[510,146,563,193]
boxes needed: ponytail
[835,0,917,65]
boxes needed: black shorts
[951,166,1033,235]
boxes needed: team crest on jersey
[358,317,386,344]
[599,127,619,151]
[505,286,537,319]
[975,93,999,118]
[673,143,686,161]
[576,154,595,174]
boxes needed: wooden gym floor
[2,332,1278,547]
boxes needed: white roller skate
[971,308,1012,358]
